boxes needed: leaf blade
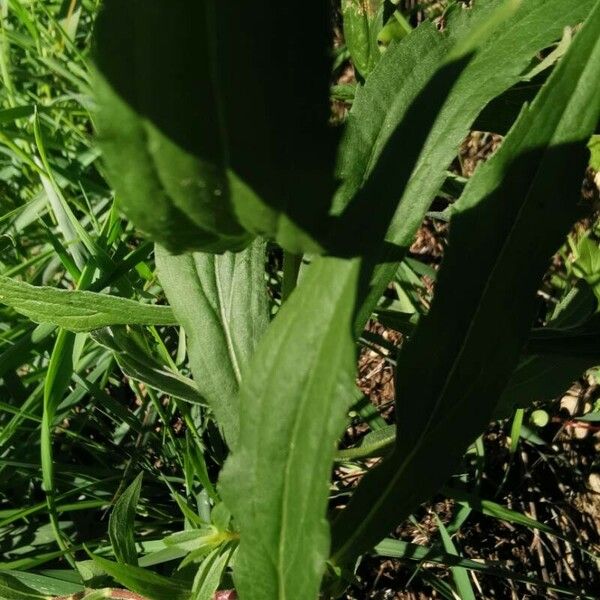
[156,238,270,445]
[332,1,600,563]
[339,0,597,331]
[220,258,360,600]
[109,472,143,566]
[0,276,177,332]
[88,553,191,600]
[93,0,335,254]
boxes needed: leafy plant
[1,0,599,599]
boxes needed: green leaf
[573,235,600,300]
[0,575,48,599]
[444,486,556,536]
[332,1,600,564]
[0,571,83,599]
[497,283,600,416]
[497,354,597,418]
[0,276,177,332]
[342,0,384,78]
[374,539,597,598]
[92,327,206,406]
[212,3,598,595]
[220,258,360,600]
[473,74,547,135]
[589,134,600,170]
[526,312,600,358]
[341,301,600,456]
[93,0,336,254]
[88,553,191,600]
[335,0,597,331]
[191,545,234,600]
[335,424,395,461]
[156,238,270,445]
[436,517,476,600]
[109,472,143,566]
[444,485,600,563]
[0,105,37,125]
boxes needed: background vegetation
[0,1,599,599]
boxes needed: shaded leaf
[332,2,600,563]
[337,0,597,331]
[92,327,205,405]
[374,539,596,598]
[93,0,335,254]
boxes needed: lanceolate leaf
[156,238,270,445]
[89,553,191,600]
[93,0,335,254]
[92,327,206,406]
[334,0,597,331]
[214,18,482,600]
[0,571,78,600]
[0,276,177,332]
[342,0,385,78]
[211,3,599,597]
[331,1,600,564]
[219,259,360,600]
[109,472,143,566]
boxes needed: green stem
[281,251,302,302]
[42,264,96,566]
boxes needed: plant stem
[282,251,302,302]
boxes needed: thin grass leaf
[88,553,191,600]
[42,327,77,566]
[436,517,476,600]
[508,409,525,455]
[375,539,597,599]
[444,484,600,564]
